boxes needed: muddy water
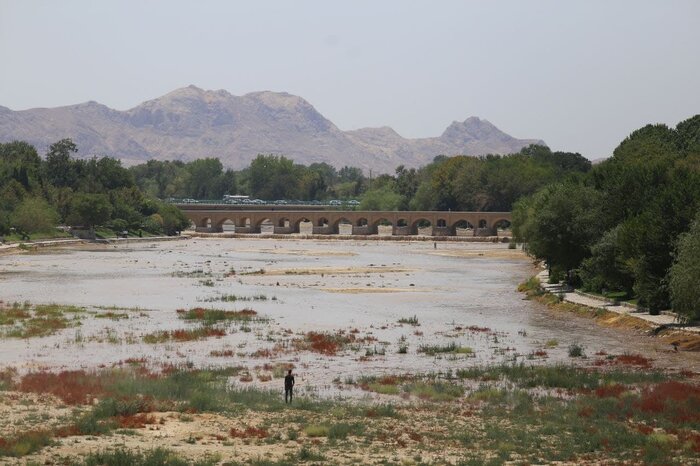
[0,238,693,399]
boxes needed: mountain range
[0,85,545,172]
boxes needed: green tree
[669,214,700,321]
[68,193,113,229]
[248,154,301,200]
[513,183,604,280]
[360,186,402,211]
[44,139,79,188]
[158,202,190,235]
[9,197,59,238]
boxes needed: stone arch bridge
[177,204,512,237]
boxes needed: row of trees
[0,139,189,238]
[128,146,592,213]
[513,115,700,319]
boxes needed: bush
[568,344,585,358]
[142,214,164,235]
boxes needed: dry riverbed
[0,238,698,464]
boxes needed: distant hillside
[0,85,545,172]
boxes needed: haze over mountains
[0,85,545,172]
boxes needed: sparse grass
[94,312,129,320]
[303,424,329,437]
[78,447,219,466]
[405,381,464,401]
[0,302,86,338]
[143,327,226,343]
[176,307,260,324]
[418,341,473,356]
[518,276,543,297]
[204,294,270,303]
[0,429,53,457]
[455,363,667,390]
[397,315,419,325]
[4,364,697,463]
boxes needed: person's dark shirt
[284,374,295,389]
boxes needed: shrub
[568,343,585,358]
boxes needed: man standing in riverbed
[284,369,295,404]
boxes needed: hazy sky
[1,0,698,159]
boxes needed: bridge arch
[333,217,352,234]
[256,217,273,228]
[493,218,511,229]
[293,216,313,232]
[411,218,432,235]
[356,217,368,227]
[216,218,236,231]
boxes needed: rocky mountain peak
[0,87,545,172]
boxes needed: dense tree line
[129,146,591,213]
[0,139,189,238]
[513,115,700,319]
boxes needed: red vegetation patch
[578,406,593,418]
[307,332,339,355]
[634,423,654,435]
[634,381,700,423]
[294,331,368,356]
[229,426,268,439]
[117,413,158,429]
[614,354,652,368]
[172,328,226,341]
[251,348,275,358]
[679,432,700,453]
[18,370,110,405]
[377,375,402,385]
[594,384,627,398]
[210,350,235,357]
[532,350,548,358]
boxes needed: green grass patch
[176,307,260,324]
[405,381,464,401]
[0,302,85,338]
[418,341,473,356]
[397,315,419,325]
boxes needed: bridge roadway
[177,204,512,237]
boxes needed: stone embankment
[537,270,700,333]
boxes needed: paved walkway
[536,270,700,332]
